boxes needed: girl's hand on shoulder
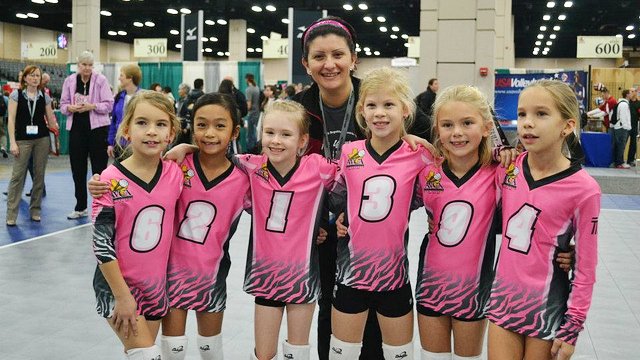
[402,134,437,155]
[497,147,519,168]
[112,294,139,339]
[556,244,575,273]
[163,143,198,163]
[336,213,348,238]
[551,338,575,360]
[88,174,109,198]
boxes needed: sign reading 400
[134,38,168,58]
[577,36,623,58]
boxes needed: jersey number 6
[130,205,165,252]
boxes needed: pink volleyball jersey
[167,153,250,312]
[486,153,600,345]
[335,140,433,292]
[92,160,183,318]
[415,162,499,319]
[237,153,338,303]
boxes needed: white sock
[282,340,310,360]
[198,333,223,360]
[161,335,188,360]
[126,345,162,360]
[382,342,414,360]
[329,335,361,360]
[452,355,481,360]
[421,349,452,360]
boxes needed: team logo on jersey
[346,148,365,168]
[255,162,270,182]
[109,179,133,201]
[181,164,195,187]
[503,163,519,188]
[423,170,444,191]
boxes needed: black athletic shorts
[416,304,485,322]
[332,283,413,318]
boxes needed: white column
[228,19,247,62]
[71,0,100,61]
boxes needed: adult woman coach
[6,65,58,226]
[60,51,114,219]
[292,16,430,360]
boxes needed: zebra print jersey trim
[93,206,116,264]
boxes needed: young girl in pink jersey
[160,93,249,360]
[329,67,434,360]
[92,91,182,360]
[486,80,600,360]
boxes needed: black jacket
[292,76,431,156]
[415,87,436,118]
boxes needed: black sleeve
[409,106,432,142]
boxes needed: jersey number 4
[505,204,541,254]
[130,205,165,252]
[177,201,217,244]
[359,175,396,222]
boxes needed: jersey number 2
[359,175,396,222]
[130,205,165,252]
[177,201,217,244]
[505,204,541,254]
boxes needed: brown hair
[20,65,43,90]
[121,64,142,86]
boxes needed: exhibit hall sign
[262,38,288,59]
[134,38,168,58]
[25,42,58,60]
[576,36,622,58]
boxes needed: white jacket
[614,98,632,131]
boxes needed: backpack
[0,96,6,117]
[610,99,627,126]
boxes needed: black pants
[69,121,108,211]
[317,224,383,360]
[628,125,638,164]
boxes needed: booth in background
[581,131,611,167]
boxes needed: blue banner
[494,71,587,120]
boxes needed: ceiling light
[27,13,39,18]
[564,1,573,7]
[537,34,544,39]
[627,25,635,31]
[217,51,224,56]
[553,25,560,31]
[358,3,368,10]
[401,34,409,39]
[533,50,539,55]
[217,19,227,25]
[546,41,553,45]
[133,21,144,27]
[118,30,127,36]
[67,23,73,28]
[542,51,548,55]
[170,29,179,35]
[176,44,182,49]
[363,16,372,22]
[380,26,387,32]
[377,16,386,22]
[180,8,191,14]
[390,34,398,39]
[108,31,117,36]
[356,48,361,52]
[535,41,541,45]
[547,2,555,8]
[100,10,112,16]
[543,14,551,20]
[247,48,255,53]
[32,0,45,3]
[540,26,547,31]
[251,6,262,12]
[265,5,276,12]
[261,35,269,41]
[365,52,372,56]
[281,18,289,24]
[374,50,380,55]
[558,14,566,20]
[44,0,58,3]
[629,34,636,39]
[534,47,540,52]
[256,48,262,52]
[145,21,155,27]
[225,51,230,56]
[167,8,179,15]
[343,4,353,11]
[247,28,255,33]
[205,48,213,53]
[550,34,557,39]
[202,37,209,42]
[544,47,550,51]
[404,43,409,47]
[363,47,370,52]
[392,26,399,32]
[205,19,215,25]
[210,37,218,42]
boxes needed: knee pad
[452,355,481,360]
[282,340,310,360]
[420,349,451,360]
[126,345,162,360]
[382,342,414,360]
[197,333,223,360]
[329,335,361,360]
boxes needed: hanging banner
[182,11,203,61]
[577,36,622,58]
[134,38,168,58]
[288,8,326,84]
[494,71,587,120]
[25,42,58,60]
[263,38,289,59]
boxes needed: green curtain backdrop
[139,62,183,100]
[237,61,261,93]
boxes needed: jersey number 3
[359,175,396,222]
[505,204,541,254]
[177,201,217,244]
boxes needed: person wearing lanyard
[6,65,58,226]
[292,16,431,360]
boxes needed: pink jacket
[60,70,114,131]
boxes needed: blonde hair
[355,67,415,139]
[431,85,494,166]
[263,99,310,135]
[120,64,142,86]
[114,91,180,159]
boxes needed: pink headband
[303,20,352,45]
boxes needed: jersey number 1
[266,191,294,232]
[505,204,541,254]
